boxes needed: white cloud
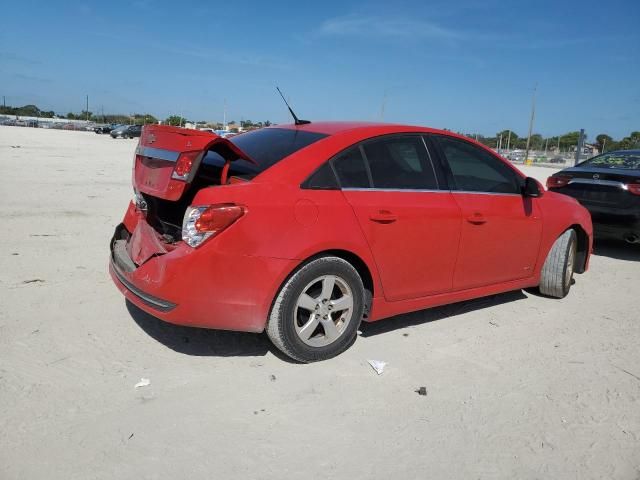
[318,15,463,41]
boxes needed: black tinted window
[363,136,438,189]
[204,128,327,174]
[333,147,371,188]
[231,128,327,171]
[303,162,339,189]
[580,151,640,170]
[437,136,521,194]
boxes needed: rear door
[337,135,462,301]
[431,135,542,290]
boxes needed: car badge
[147,133,156,144]
[592,174,599,180]
[186,141,192,148]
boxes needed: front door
[432,135,542,290]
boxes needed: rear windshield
[203,127,328,176]
[579,152,640,170]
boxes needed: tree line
[465,129,640,153]
[2,103,638,149]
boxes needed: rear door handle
[369,211,398,224]
[466,212,487,225]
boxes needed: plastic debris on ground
[415,387,428,396]
[367,360,387,375]
[134,378,151,389]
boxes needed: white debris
[134,378,151,389]
[367,360,387,375]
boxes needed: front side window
[362,136,438,189]
[436,136,521,194]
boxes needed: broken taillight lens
[172,151,201,181]
[546,175,571,189]
[182,204,245,247]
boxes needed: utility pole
[574,129,585,166]
[524,83,537,165]
[2,96,5,107]
[602,137,606,153]
[544,138,548,154]
[85,95,89,122]
[506,130,511,151]
[223,98,227,130]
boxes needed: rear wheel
[539,229,577,298]
[266,256,365,362]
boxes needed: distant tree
[264,120,272,127]
[617,131,640,150]
[15,104,40,116]
[165,115,186,126]
[595,134,614,152]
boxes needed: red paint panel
[343,190,462,301]
[452,193,542,290]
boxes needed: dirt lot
[1,126,639,479]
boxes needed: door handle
[466,212,487,225]
[369,211,398,224]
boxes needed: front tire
[539,229,577,298]
[266,256,365,362]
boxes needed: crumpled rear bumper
[109,220,298,333]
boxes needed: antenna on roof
[276,87,310,125]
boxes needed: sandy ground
[1,126,639,480]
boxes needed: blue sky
[1,0,638,138]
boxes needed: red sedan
[109,122,593,362]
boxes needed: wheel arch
[570,224,589,274]
[270,248,378,321]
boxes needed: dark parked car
[547,150,640,244]
[95,123,119,134]
[110,124,142,139]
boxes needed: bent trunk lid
[134,125,254,201]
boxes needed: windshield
[579,152,640,170]
[203,127,328,176]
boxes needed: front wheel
[266,257,365,362]
[539,229,577,298]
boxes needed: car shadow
[592,239,640,262]
[127,291,528,358]
[359,290,528,337]
[126,300,293,360]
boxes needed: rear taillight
[546,175,571,189]
[172,151,201,181]
[182,204,245,247]
[627,183,640,195]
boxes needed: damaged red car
[109,122,593,362]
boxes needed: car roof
[269,121,452,137]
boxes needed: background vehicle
[110,124,142,139]
[110,122,592,362]
[95,123,119,134]
[547,150,640,243]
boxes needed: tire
[539,229,577,298]
[266,256,365,362]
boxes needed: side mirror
[522,177,543,198]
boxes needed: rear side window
[362,136,438,189]
[303,162,339,189]
[436,136,521,194]
[333,147,371,188]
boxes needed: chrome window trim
[341,187,523,196]
[341,187,449,193]
[136,146,181,162]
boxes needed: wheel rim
[294,275,354,347]
[565,240,577,286]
